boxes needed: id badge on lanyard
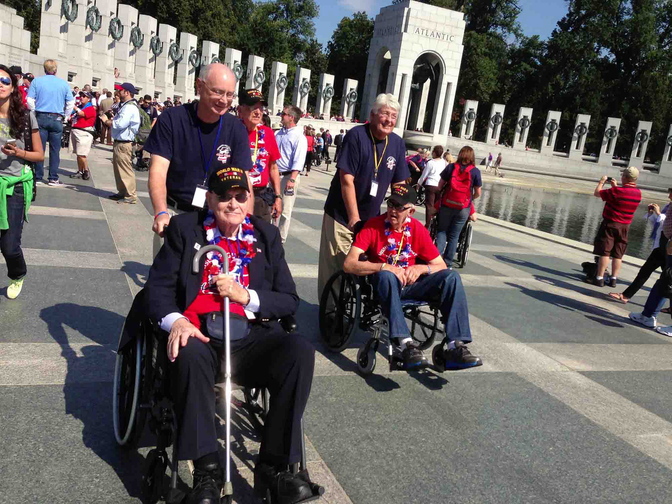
[369,127,388,198]
[370,181,379,197]
[195,116,223,208]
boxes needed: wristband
[154,211,169,219]
[275,194,282,199]
[380,263,386,271]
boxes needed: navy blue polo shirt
[143,102,252,207]
[324,124,410,226]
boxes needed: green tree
[4,0,41,53]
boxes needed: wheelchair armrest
[280,314,297,334]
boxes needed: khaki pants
[278,172,300,243]
[112,141,136,199]
[317,213,354,300]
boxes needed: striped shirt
[599,184,641,224]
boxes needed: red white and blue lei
[384,217,413,268]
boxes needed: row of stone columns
[458,100,672,170]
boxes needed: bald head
[196,63,237,122]
[199,63,235,86]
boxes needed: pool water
[475,183,666,260]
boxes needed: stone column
[430,73,446,135]
[568,114,590,160]
[174,31,197,101]
[459,100,478,139]
[268,61,288,115]
[200,41,220,73]
[292,67,311,112]
[597,117,621,166]
[114,4,138,83]
[38,0,68,60]
[135,15,157,98]
[395,73,410,132]
[659,124,672,177]
[63,0,92,87]
[224,48,243,106]
[512,107,533,150]
[486,104,506,146]
[154,23,177,102]
[414,79,431,131]
[90,0,117,92]
[629,120,653,169]
[315,73,335,118]
[439,81,455,136]
[245,55,265,91]
[540,111,562,155]
[0,6,32,71]
[340,78,358,120]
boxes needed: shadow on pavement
[122,260,150,288]
[495,254,586,282]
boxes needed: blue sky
[313,0,569,47]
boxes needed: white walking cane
[192,244,234,501]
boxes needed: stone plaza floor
[2,144,672,503]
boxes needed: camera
[606,177,613,182]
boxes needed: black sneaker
[608,277,617,288]
[444,341,482,370]
[189,462,223,504]
[108,193,124,201]
[401,344,428,370]
[254,463,314,504]
[584,276,605,287]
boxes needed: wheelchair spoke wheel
[243,387,269,433]
[406,306,439,351]
[113,332,144,446]
[319,271,361,352]
[456,222,473,268]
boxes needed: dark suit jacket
[145,212,299,328]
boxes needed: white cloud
[337,0,377,14]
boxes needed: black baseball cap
[387,184,417,206]
[208,165,250,195]
[239,88,267,107]
[9,66,22,75]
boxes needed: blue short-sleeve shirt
[143,102,252,207]
[324,124,410,225]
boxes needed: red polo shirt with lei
[248,124,281,189]
[183,214,256,329]
[352,214,439,268]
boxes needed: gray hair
[371,93,400,115]
[284,105,302,124]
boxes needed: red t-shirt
[599,183,641,224]
[183,238,250,329]
[248,125,281,188]
[73,103,97,129]
[352,214,440,268]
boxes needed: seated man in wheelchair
[145,165,317,504]
[343,183,482,371]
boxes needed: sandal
[607,292,628,304]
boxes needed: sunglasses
[0,76,11,86]
[387,200,412,211]
[217,192,250,204]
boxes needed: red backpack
[442,163,474,209]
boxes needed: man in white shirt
[100,82,141,204]
[274,105,307,243]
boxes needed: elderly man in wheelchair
[342,183,483,371]
[142,165,319,504]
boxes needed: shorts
[593,220,630,259]
[71,128,94,156]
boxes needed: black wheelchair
[318,270,456,374]
[428,216,474,269]
[112,298,323,504]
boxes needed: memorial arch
[361,0,466,142]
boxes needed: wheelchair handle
[192,244,230,275]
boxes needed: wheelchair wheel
[243,387,269,433]
[356,338,378,375]
[319,271,361,352]
[113,331,144,446]
[456,222,473,268]
[415,184,426,205]
[432,344,446,371]
[405,305,439,351]
[141,448,168,504]
[428,215,438,243]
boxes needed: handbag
[199,311,250,347]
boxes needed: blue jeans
[1,182,26,279]
[642,255,672,318]
[435,206,470,267]
[35,114,63,181]
[371,269,472,343]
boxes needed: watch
[275,194,282,199]
[289,178,296,183]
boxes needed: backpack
[22,112,37,202]
[442,163,474,209]
[134,105,152,144]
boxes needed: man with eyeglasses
[343,184,483,370]
[318,93,410,298]
[144,63,252,255]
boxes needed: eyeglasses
[217,192,249,204]
[387,201,412,211]
[377,111,398,121]
[201,81,236,100]
[0,77,11,86]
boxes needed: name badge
[370,180,379,197]
[192,185,207,209]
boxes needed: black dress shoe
[254,463,315,504]
[108,193,124,201]
[188,462,223,504]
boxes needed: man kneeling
[145,165,316,504]
[343,184,482,371]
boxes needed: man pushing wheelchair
[343,184,483,371]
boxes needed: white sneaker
[655,325,672,337]
[629,312,657,328]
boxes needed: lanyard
[392,233,405,266]
[197,116,223,182]
[369,126,388,180]
[251,126,259,164]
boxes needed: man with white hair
[317,93,410,297]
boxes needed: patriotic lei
[201,212,257,293]
[252,127,267,174]
[384,217,413,268]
